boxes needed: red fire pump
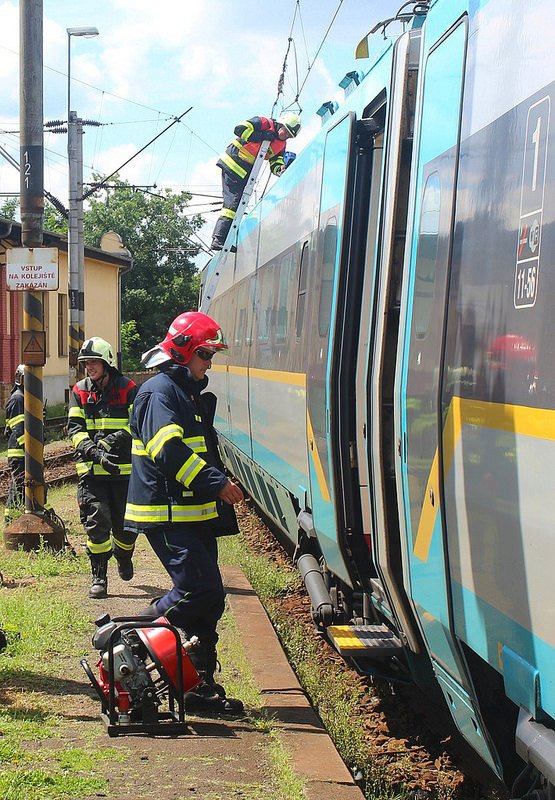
[81,613,201,736]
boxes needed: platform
[76,554,365,800]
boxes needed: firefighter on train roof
[211,111,301,251]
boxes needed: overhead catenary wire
[81,107,193,201]
[294,0,344,105]
[271,0,301,118]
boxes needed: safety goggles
[195,348,217,361]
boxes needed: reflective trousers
[212,171,247,247]
[77,475,137,558]
[4,458,24,521]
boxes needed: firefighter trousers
[77,475,137,558]
[212,171,247,247]
[145,525,225,650]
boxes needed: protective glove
[80,440,121,475]
[97,430,131,454]
[97,452,120,476]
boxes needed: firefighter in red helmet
[124,311,245,714]
[211,111,300,251]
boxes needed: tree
[0,196,68,235]
[83,175,202,366]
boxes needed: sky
[0,0,403,254]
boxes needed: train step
[327,624,403,657]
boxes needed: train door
[305,112,355,585]
[395,15,500,772]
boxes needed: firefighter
[3,365,25,524]
[124,311,245,714]
[211,111,301,251]
[67,338,138,599]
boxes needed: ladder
[199,139,270,313]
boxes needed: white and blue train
[200,0,555,792]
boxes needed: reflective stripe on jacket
[67,374,137,479]
[124,365,233,532]
[5,386,24,460]
[217,116,286,180]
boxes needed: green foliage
[0,198,67,236]
[42,203,68,236]
[83,175,202,363]
[0,198,18,221]
[121,319,143,371]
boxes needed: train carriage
[201,0,555,794]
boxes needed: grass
[0,483,310,800]
[219,532,381,794]
[216,610,306,800]
[0,481,126,799]
[0,479,503,800]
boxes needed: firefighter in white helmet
[67,338,138,598]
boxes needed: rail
[0,446,76,502]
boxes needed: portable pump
[81,613,201,736]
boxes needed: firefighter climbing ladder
[199,139,270,313]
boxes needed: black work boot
[116,556,134,581]
[185,644,244,715]
[89,553,110,599]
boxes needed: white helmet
[14,364,24,386]
[78,337,117,368]
[277,111,301,137]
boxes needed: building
[0,221,132,407]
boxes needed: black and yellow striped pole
[4,0,64,550]
[22,295,46,514]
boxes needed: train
[199,0,555,794]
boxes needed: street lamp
[67,27,99,123]
[66,26,98,389]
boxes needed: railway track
[0,446,76,502]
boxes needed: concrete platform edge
[223,565,366,800]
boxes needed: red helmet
[490,334,536,364]
[142,311,227,368]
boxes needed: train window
[318,219,338,337]
[296,242,309,339]
[276,252,293,341]
[414,172,440,339]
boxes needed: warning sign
[6,247,59,291]
[21,330,46,366]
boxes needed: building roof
[0,219,132,268]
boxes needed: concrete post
[67,111,80,385]
[6,0,65,550]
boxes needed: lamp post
[66,26,98,390]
